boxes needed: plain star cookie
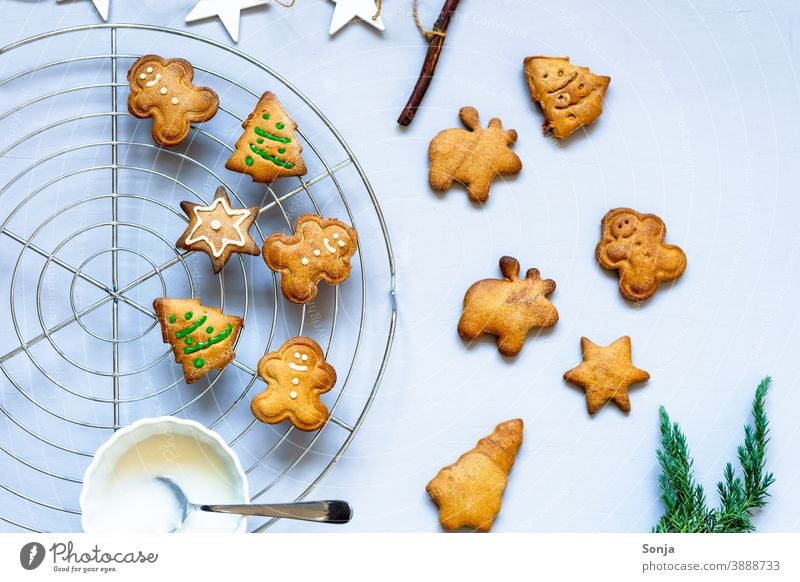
[153,298,242,384]
[225,92,307,183]
[523,56,610,139]
[426,419,523,532]
[563,336,650,414]
[596,208,687,302]
[458,256,558,357]
[127,55,219,147]
[428,107,522,204]
[252,337,336,432]
[176,186,260,273]
[263,214,358,304]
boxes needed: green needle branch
[653,377,774,533]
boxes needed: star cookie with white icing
[263,214,358,304]
[177,186,260,273]
[252,337,337,432]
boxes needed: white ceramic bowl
[81,417,249,533]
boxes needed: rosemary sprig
[653,377,773,533]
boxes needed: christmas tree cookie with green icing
[153,298,243,383]
[225,92,307,183]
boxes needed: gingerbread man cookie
[153,298,242,384]
[524,56,610,139]
[176,186,260,273]
[225,92,307,183]
[252,337,336,432]
[426,419,523,532]
[428,107,522,204]
[263,214,358,304]
[563,336,650,414]
[127,55,219,147]
[458,256,558,357]
[596,208,687,301]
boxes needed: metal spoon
[155,476,352,529]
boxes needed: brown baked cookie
[225,92,307,183]
[426,419,523,532]
[153,298,242,384]
[596,208,687,302]
[523,56,610,139]
[176,186,260,273]
[458,256,558,357]
[563,336,650,414]
[429,107,522,204]
[263,214,358,304]
[127,55,219,147]
[252,337,336,432]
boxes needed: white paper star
[185,0,269,43]
[57,0,110,21]
[328,0,385,35]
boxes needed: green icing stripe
[183,324,234,355]
[254,126,291,144]
[175,314,207,339]
[248,144,295,169]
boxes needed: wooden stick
[397,0,462,126]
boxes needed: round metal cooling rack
[0,24,396,532]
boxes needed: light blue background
[1,0,799,532]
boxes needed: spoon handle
[200,500,352,524]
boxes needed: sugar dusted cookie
[225,92,307,183]
[252,337,336,432]
[127,55,219,147]
[458,256,558,357]
[426,419,523,532]
[596,208,687,302]
[263,214,358,304]
[563,336,650,414]
[153,298,242,383]
[429,107,522,204]
[176,186,260,273]
[524,56,610,139]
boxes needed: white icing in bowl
[80,417,249,533]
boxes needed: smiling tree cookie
[127,55,219,147]
[563,336,650,414]
[154,298,242,384]
[458,256,558,357]
[524,56,610,139]
[252,337,336,432]
[176,186,260,273]
[226,92,307,183]
[596,208,687,302]
[428,107,522,204]
[427,419,523,532]
[263,214,358,304]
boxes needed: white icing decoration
[146,66,154,73]
[290,391,298,399]
[288,362,308,372]
[323,237,337,254]
[333,233,339,239]
[301,354,308,361]
[313,249,321,256]
[184,195,252,258]
[171,97,180,105]
[138,73,147,80]
[145,73,162,87]
[292,378,299,385]
[160,87,168,95]
[338,240,346,247]
[210,220,222,231]
[294,352,301,359]
[301,257,309,265]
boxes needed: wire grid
[0,24,396,532]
